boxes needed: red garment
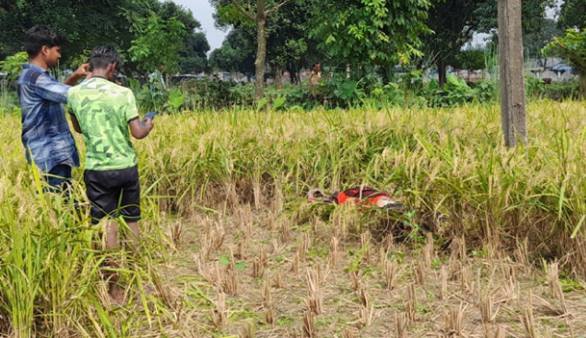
[333,187,396,208]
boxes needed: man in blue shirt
[18,25,89,192]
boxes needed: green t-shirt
[68,77,139,171]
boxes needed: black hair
[24,25,66,58]
[89,46,121,71]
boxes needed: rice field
[0,100,585,337]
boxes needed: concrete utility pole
[498,0,527,147]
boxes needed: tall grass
[0,100,584,335]
[0,115,171,336]
[136,100,585,268]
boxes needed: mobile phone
[145,111,157,120]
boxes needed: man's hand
[144,117,154,132]
[74,63,90,78]
[129,117,154,140]
[64,63,90,86]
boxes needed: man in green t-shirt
[68,46,153,252]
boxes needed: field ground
[0,101,585,337]
[149,207,586,337]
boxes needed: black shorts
[84,166,141,224]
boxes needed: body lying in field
[307,186,403,210]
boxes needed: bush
[526,77,581,100]
[544,28,586,96]
[423,75,475,107]
[420,76,496,108]
[0,52,28,82]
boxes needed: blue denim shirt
[18,64,79,172]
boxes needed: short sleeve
[33,72,70,104]
[124,89,139,122]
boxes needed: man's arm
[33,64,88,104]
[129,118,154,140]
[63,64,89,86]
[34,73,70,104]
[125,89,153,140]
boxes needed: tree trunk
[290,69,299,85]
[498,0,527,147]
[255,0,267,101]
[438,60,447,87]
[580,75,586,98]
[275,66,283,89]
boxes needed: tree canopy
[0,0,209,75]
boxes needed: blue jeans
[44,164,72,193]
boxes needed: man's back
[68,77,138,171]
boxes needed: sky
[172,0,228,52]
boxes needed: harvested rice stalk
[212,292,227,329]
[305,268,323,315]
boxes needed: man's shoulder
[101,81,134,98]
[18,64,47,84]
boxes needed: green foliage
[423,75,495,107]
[209,29,256,77]
[524,18,561,60]
[127,11,187,74]
[544,29,586,75]
[215,2,255,27]
[526,77,581,100]
[179,32,210,74]
[424,75,474,107]
[558,0,586,30]
[311,0,430,70]
[544,29,586,95]
[128,73,166,112]
[422,0,488,76]
[0,52,27,81]
[165,88,185,113]
[0,1,134,62]
[453,49,486,71]
[0,1,210,74]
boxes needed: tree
[0,0,210,75]
[524,18,560,69]
[211,0,295,99]
[0,0,135,62]
[127,10,187,74]
[209,29,256,78]
[558,0,586,30]
[156,1,210,74]
[498,0,527,148]
[179,32,210,74]
[310,0,430,80]
[265,1,318,85]
[211,1,318,85]
[452,49,486,71]
[422,0,487,86]
[422,0,554,86]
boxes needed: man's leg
[85,170,125,304]
[120,166,141,250]
[44,164,72,194]
[105,221,120,250]
[126,221,140,248]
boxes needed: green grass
[0,100,585,336]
